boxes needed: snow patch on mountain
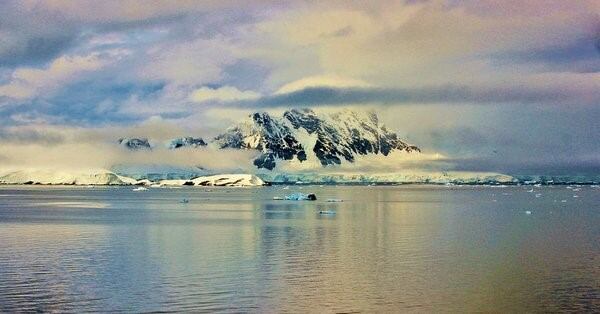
[168,137,207,149]
[118,138,152,150]
[214,108,420,170]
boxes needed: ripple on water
[0,185,598,312]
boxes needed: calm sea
[0,185,598,312]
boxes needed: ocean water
[0,185,598,312]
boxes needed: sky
[0,0,598,176]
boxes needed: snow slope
[159,174,265,187]
[0,169,265,186]
[0,169,137,185]
[214,108,419,170]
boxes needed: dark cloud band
[230,85,598,108]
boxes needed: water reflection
[0,185,598,312]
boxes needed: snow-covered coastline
[159,174,265,187]
[2,168,596,186]
[0,169,266,187]
[0,169,137,185]
[261,171,516,185]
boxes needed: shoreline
[1,182,598,187]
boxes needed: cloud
[190,86,261,103]
[0,127,65,145]
[275,75,370,94]
[0,141,258,173]
[136,38,239,85]
[228,81,599,108]
[492,37,600,73]
[0,53,121,100]
[0,1,79,67]
[247,0,599,89]
[0,121,259,173]
[271,150,450,174]
[0,0,598,177]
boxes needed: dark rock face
[117,109,419,170]
[118,138,151,150]
[284,109,420,166]
[214,112,307,170]
[214,108,420,170]
[169,137,207,149]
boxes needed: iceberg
[284,193,317,201]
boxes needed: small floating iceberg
[525,210,532,215]
[273,196,284,200]
[284,192,317,201]
[132,186,148,191]
[319,210,336,215]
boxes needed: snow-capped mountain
[116,109,419,171]
[168,137,207,149]
[214,112,306,169]
[214,108,420,170]
[118,137,151,150]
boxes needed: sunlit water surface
[0,185,598,312]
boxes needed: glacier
[260,171,516,185]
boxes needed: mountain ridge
[213,108,420,170]
[117,108,420,171]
